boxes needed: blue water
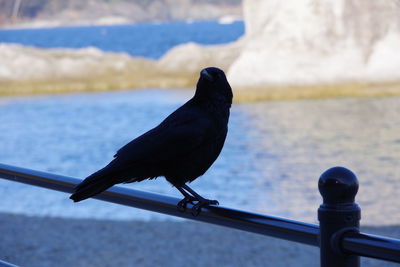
[0,21,399,225]
[1,91,400,225]
[0,21,244,58]
[0,90,262,221]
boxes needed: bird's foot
[191,199,219,216]
[177,196,197,212]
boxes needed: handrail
[0,163,399,265]
[342,232,400,263]
[0,259,18,267]
[0,163,319,245]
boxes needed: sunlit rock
[157,41,242,74]
[0,44,152,81]
[227,0,400,88]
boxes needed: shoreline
[2,80,400,103]
[0,212,398,266]
[2,41,400,102]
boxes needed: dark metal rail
[342,231,400,263]
[0,260,17,267]
[0,163,399,266]
[0,163,318,245]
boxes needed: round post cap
[318,166,359,204]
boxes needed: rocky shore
[1,42,400,101]
[2,0,400,99]
[0,42,241,97]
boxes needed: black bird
[70,67,233,215]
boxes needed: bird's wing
[113,108,213,166]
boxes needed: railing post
[318,167,361,267]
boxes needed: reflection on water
[243,98,400,225]
[0,90,399,225]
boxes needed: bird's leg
[181,184,219,216]
[176,186,197,212]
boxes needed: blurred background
[0,0,400,266]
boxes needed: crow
[70,67,233,215]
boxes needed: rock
[227,0,400,88]
[0,44,152,81]
[3,0,400,92]
[157,41,243,75]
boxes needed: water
[0,21,244,58]
[0,21,399,225]
[0,91,399,225]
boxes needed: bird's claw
[177,196,196,212]
[191,199,219,216]
[210,200,219,206]
[191,204,202,216]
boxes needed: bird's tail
[70,169,116,202]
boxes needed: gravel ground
[0,213,399,267]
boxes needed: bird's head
[194,67,233,105]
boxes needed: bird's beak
[201,69,214,82]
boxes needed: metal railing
[0,259,17,267]
[0,163,399,266]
